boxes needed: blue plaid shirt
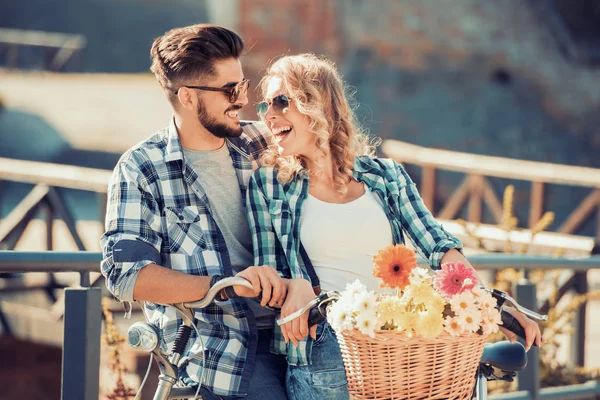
[246,156,463,366]
[100,118,272,397]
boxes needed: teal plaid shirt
[246,155,463,366]
[100,118,272,397]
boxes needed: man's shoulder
[239,121,274,160]
[117,128,170,167]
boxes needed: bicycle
[127,277,546,400]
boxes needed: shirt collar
[164,116,251,163]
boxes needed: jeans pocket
[312,323,330,347]
[311,368,348,388]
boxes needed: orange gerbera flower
[373,244,418,290]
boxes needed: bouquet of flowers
[327,244,502,339]
[325,244,501,399]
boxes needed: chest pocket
[164,206,208,256]
[268,199,293,240]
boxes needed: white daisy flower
[345,279,367,297]
[457,309,481,333]
[356,311,377,338]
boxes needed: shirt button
[249,334,257,340]
[199,243,207,250]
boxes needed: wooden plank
[529,181,545,229]
[438,176,471,219]
[481,178,504,224]
[421,166,436,212]
[0,157,111,193]
[0,184,49,245]
[0,28,86,49]
[382,140,600,188]
[439,219,595,257]
[559,189,600,234]
[46,187,86,251]
[43,202,53,250]
[468,175,483,223]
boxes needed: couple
[100,24,541,400]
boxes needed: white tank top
[300,186,394,292]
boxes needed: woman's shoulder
[355,155,402,173]
[355,156,411,185]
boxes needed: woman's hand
[500,306,542,350]
[279,278,318,346]
[234,265,287,307]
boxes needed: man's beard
[197,99,243,138]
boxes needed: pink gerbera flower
[434,262,479,298]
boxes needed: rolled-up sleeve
[100,159,163,301]
[394,162,462,269]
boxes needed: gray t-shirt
[183,144,277,329]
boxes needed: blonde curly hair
[259,53,378,196]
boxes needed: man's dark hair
[150,24,244,104]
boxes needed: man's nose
[236,89,249,107]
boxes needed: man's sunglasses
[257,95,291,117]
[175,78,250,103]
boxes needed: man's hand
[500,306,542,351]
[234,266,287,307]
[279,278,317,346]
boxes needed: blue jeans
[286,323,349,400]
[182,329,287,400]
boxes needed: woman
[246,53,541,399]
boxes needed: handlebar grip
[307,306,326,327]
[501,309,537,347]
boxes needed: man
[100,24,289,399]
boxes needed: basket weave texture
[338,329,488,400]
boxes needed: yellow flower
[376,296,405,328]
[415,310,444,339]
[395,309,417,336]
[405,281,436,305]
[373,244,417,290]
[425,292,446,315]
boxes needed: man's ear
[177,88,196,111]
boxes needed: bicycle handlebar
[485,288,548,322]
[182,276,254,309]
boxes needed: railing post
[515,280,540,400]
[61,287,102,400]
[571,271,587,367]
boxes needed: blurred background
[0,1,599,399]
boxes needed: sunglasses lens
[231,79,249,103]
[272,95,290,112]
[257,101,268,116]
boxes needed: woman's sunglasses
[257,95,291,117]
[175,78,250,103]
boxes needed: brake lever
[485,287,547,321]
[276,291,339,326]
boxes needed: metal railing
[0,252,599,400]
[0,28,86,71]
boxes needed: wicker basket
[337,329,488,400]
